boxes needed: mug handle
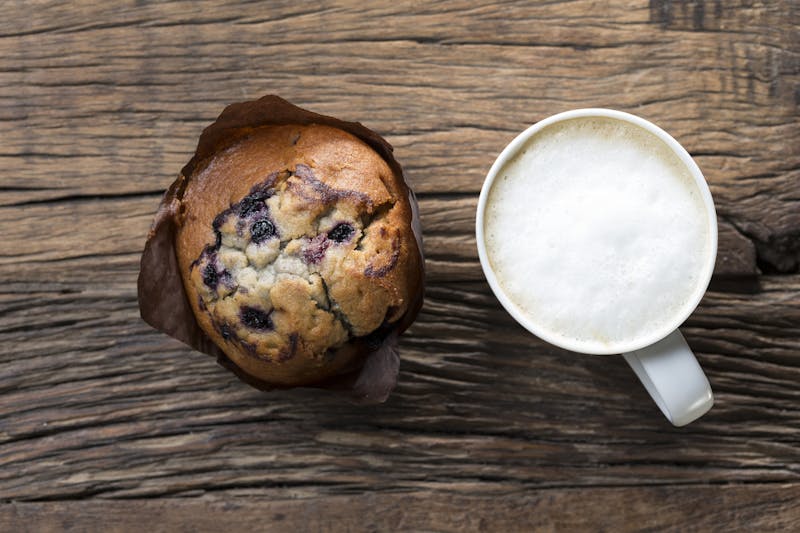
[622,330,713,426]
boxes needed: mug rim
[475,108,718,355]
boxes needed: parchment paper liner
[138,95,424,404]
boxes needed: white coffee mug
[475,109,716,426]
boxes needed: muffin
[138,96,423,401]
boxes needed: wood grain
[2,486,800,532]
[1,0,798,271]
[1,277,799,500]
[1,0,799,529]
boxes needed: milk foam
[485,117,711,351]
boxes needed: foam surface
[484,117,711,352]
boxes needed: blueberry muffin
[173,123,421,387]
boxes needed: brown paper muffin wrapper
[137,95,424,404]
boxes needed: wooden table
[1,1,798,531]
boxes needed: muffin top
[174,123,421,386]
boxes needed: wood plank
[0,1,797,271]
[2,486,800,532]
[0,274,798,500]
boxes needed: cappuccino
[484,117,712,352]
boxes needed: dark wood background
[1,1,799,531]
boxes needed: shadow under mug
[475,109,717,426]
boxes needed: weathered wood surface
[1,0,799,530]
[2,277,800,500]
[3,486,800,533]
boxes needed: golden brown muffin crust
[174,124,420,386]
